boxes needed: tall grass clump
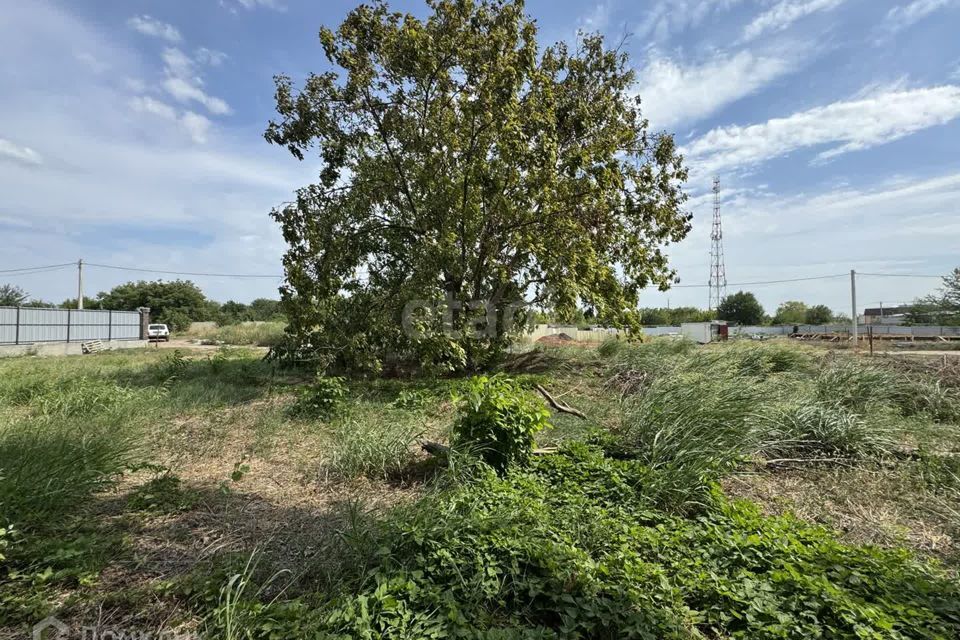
[323,413,423,481]
[815,360,902,411]
[753,402,896,459]
[0,420,138,527]
[617,371,766,508]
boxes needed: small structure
[863,305,913,325]
[680,321,728,344]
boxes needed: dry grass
[724,464,960,567]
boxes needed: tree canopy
[716,291,765,326]
[804,304,834,325]
[97,280,211,331]
[0,284,29,307]
[909,267,960,325]
[639,306,715,326]
[266,0,691,371]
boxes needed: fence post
[108,310,113,341]
[15,306,20,345]
[66,308,71,343]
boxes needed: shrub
[452,375,551,472]
[391,389,428,410]
[290,375,346,420]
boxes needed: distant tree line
[0,280,284,332]
[533,292,847,328]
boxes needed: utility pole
[77,258,84,310]
[850,269,857,347]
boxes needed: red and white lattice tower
[708,177,727,311]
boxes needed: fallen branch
[760,457,853,466]
[534,384,587,420]
[419,440,558,458]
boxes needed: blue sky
[2,0,959,315]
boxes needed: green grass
[2,339,959,636]
[184,321,287,347]
[200,445,960,639]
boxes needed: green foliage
[127,472,198,513]
[639,306,715,325]
[716,290,766,325]
[266,0,690,372]
[453,376,551,471]
[391,389,428,410]
[290,375,347,420]
[0,283,29,306]
[909,267,960,325]
[773,300,808,325]
[618,370,765,509]
[97,279,211,328]
[201,446,960,639]
[58,295,100,309]
[804,303,834,324]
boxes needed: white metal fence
[0,306,142,345]
[528,323,960,342]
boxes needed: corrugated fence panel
[0,306,143,344]
[17,307,69,343]
[111,311,141,339]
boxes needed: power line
[84,263,284,279]
[857,272,947,279]
[672,273,848,289]
[0,262,75,273]
[0,265,75,278]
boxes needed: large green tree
[266,0,690,371]
[97,280,210,330]
[804,304,834,325]
[772,300,807,325]
[716,291,765,326]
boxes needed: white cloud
[129,95,177,120]
[636,51,795,130]
[160,47,232,115]
[683,85,960,175]
[635,0,751,42]
[130,96,213,142]
[741,0,846,42]
[221,0,285,11]
[579,1,613,32]
[0,138,43,166]
[884,0,956,33]
[195,47,228,67]
[180,111,213,144]
[127,15,182,43]
[163,77,232,115]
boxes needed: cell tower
[708,176,727,310]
